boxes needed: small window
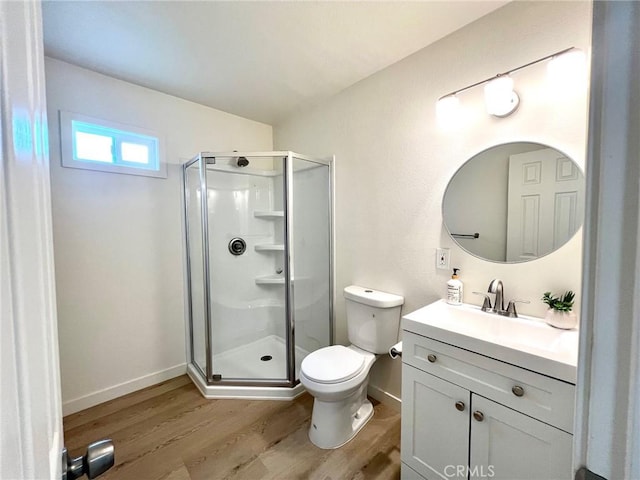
[60,111,166,178]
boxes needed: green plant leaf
[541,290,574,311]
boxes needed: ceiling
[42,1,508,125]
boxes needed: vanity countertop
[402,300,579,384]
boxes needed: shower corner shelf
[255,244,285,252]
[255,275,303,285]
[255,275,286,285]
[254,210,284,218]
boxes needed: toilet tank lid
[343,285,404,308]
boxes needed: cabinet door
[469,395,573,480]
[401,462,427,480]
[402,364,470,479]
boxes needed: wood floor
[63,376,401,480]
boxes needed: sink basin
[402,300,579,383]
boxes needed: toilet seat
[301,345,365,384]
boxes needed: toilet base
[307,383,374,449]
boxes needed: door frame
[573,2,640,479]
[0,1,64,478]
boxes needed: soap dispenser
[447,268,463,305]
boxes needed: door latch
[62,439,114,480]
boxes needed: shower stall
[183,151,333,399]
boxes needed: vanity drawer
[402,331,575,433]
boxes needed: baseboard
[368,384,401,412]
[62,363,187,416]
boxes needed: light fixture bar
[437,46,576,101]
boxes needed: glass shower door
[205,154,289,384]
[290,154,333,375]
[183,158,209,378]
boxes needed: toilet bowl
[300,285,404,449]
[300,345,377,448]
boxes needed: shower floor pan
[188,335,309,400]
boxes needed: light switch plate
[436,248,450,270]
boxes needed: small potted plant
[542,291,577,329]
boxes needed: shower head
[236,156,249,167]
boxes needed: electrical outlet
[436,248,450,270]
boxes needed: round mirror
[443,142,585,263]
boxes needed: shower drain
[260,355,273,362]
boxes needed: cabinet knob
[427,354,437,363]
[455,401,465,412]
[473,410,484,422]
[512,385,525,397]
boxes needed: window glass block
[121,142,149,164]
[75,131,113,163]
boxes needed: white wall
[45,58,273,414]
[274,1,591,403]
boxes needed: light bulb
[436,95,460,127]
[484,75,520,117]
[547,49,587,94]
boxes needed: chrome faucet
[473,279,530,318]
[488,279,504,313]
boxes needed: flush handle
[455,401,465,412]
[427,354,437,363]
[473,411,484,422]
[512,385,525,397]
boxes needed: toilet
[300,285,404,449]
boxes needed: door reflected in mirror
[443,142,585,263]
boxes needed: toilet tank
[344,285,404,354]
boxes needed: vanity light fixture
[484,75,519,117]
[435,94,460,127]
[547,49,588,93]
[436,46,581,120]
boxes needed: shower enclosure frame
[182,151,334,395]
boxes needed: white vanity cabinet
[401,331,575,480]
